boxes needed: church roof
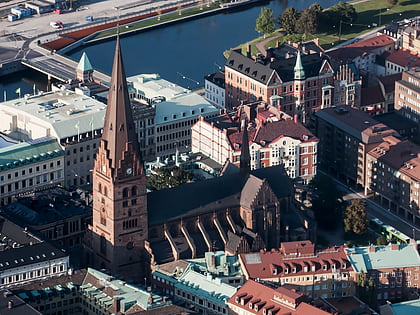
[148,164,292,225]
[76,52,93,72]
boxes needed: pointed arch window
[123,188,129,198]
[131,186,137,196]
[100,208,106,226]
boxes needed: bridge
[21,53,111,84]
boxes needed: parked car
[50,21,64,29]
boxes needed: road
[329,173,420,240]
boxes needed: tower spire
[294,50,305,80]
[239,111,251,175]
[102,37,140,174]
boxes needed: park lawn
[229,0,420,55]
[92,2,220,40]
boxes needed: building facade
[395,68,420,123]
[315,105,399,188]
[224,44,335,121]
[366,136,420,226]
[205,71,226,109]
[0,137,64,205]
[346,243,420,303]
[126,73,219,160]
[191,105,318,182]
[239,241,356,299]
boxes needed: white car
[50,21,64,29]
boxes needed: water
[1,0,340,97]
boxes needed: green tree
[310,173,344,230]
[308,3,323,32]
[279,7,299,34]
[147,166,193,190]
[296,8,317,37]
[376,235,387,245]
[320,2,357,30]
[344,199,368,235]
[255,7,276,38]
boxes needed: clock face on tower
[126,168,132,175]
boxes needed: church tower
[89,38,148,282]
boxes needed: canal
[0,0,340,100]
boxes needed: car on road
[50,21,64,29]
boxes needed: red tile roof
[386,48,420,68]
[228,280,334,315]
[239,243,352,279]
[347,34,394,49]
[227,119,317,151]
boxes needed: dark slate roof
[225,50,329,84]
[226,51,274,84]
[148,165,292,226]
[0,242,67,272]
[270,53,328,82]
[361,85,385,107]
[375,112,418,131]
[205,71,225,89]
[267,41,324,60]
[0,291,41,315]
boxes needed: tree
[376,235,387,245]
[255,7,276,38]
[296,8,317,37]
[343,199,368,235]
[147,166,193,190]
[279,7,299,34]
[310,173,344,230]
[320,2,357,30]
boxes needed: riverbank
[227,0,420,55]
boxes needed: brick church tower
[88,37,148,282]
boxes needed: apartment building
[0,137,64,205]
[315,105,399,188]
[127,74,219,160]
[402,20,420,52]
[192,104,318,182]
[395,68,420,123]
[346,243,420,302]
[224,42,334,121]
[366,136,420,226]
[239,241,356,299]
[385,49,420,75]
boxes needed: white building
[205,71,225,109]
[127,74,220,159]
[0,89,107,188]
[0,216,69,289]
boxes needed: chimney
[246,44,251,58]
[8,300,13,309]
[294,114,299,124]
[368,245,376,253]
[391,244,399,251]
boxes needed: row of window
[0,171,62,194]
[1,264,66,285]
[0,160,61,182]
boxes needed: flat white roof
[0,90,106,140]
[127,74,218,125]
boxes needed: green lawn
[227,0,420,55]
[93,3,220,40]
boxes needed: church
[85,38,315,282]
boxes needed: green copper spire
[294,51,305,80]
[76,52,93,72]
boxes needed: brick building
[238,241,356,299]
[315,105,399,187]
[366,136,420,226]
[191,103,318,182]
[346,243,420,302]
[395,67,420,123]
[224,41,335,122]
